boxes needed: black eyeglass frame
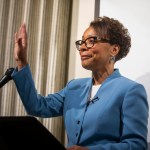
[75,36,110,51]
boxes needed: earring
[109,56,115,64]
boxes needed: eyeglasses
[75,36,110,51]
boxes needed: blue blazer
[12,65,149,150]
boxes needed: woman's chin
[81,63,92,70]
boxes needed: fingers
[67,145,89,150]
[15,23,27,48]
[15,32,18,44]
[14,23,28,64]
[21,23,27,48]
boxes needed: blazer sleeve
[12,64,65,117]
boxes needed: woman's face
[79,26,114,71]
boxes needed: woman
[12,16,149,150]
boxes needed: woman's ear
[110,44,120,56]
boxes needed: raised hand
[14,23,28,70]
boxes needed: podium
[0,116,66,150]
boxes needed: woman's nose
[79,43,88,51]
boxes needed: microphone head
[0,67,15,88]
[5,68,15,77]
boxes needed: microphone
[87,97,99,106]
[0,67,15,88]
